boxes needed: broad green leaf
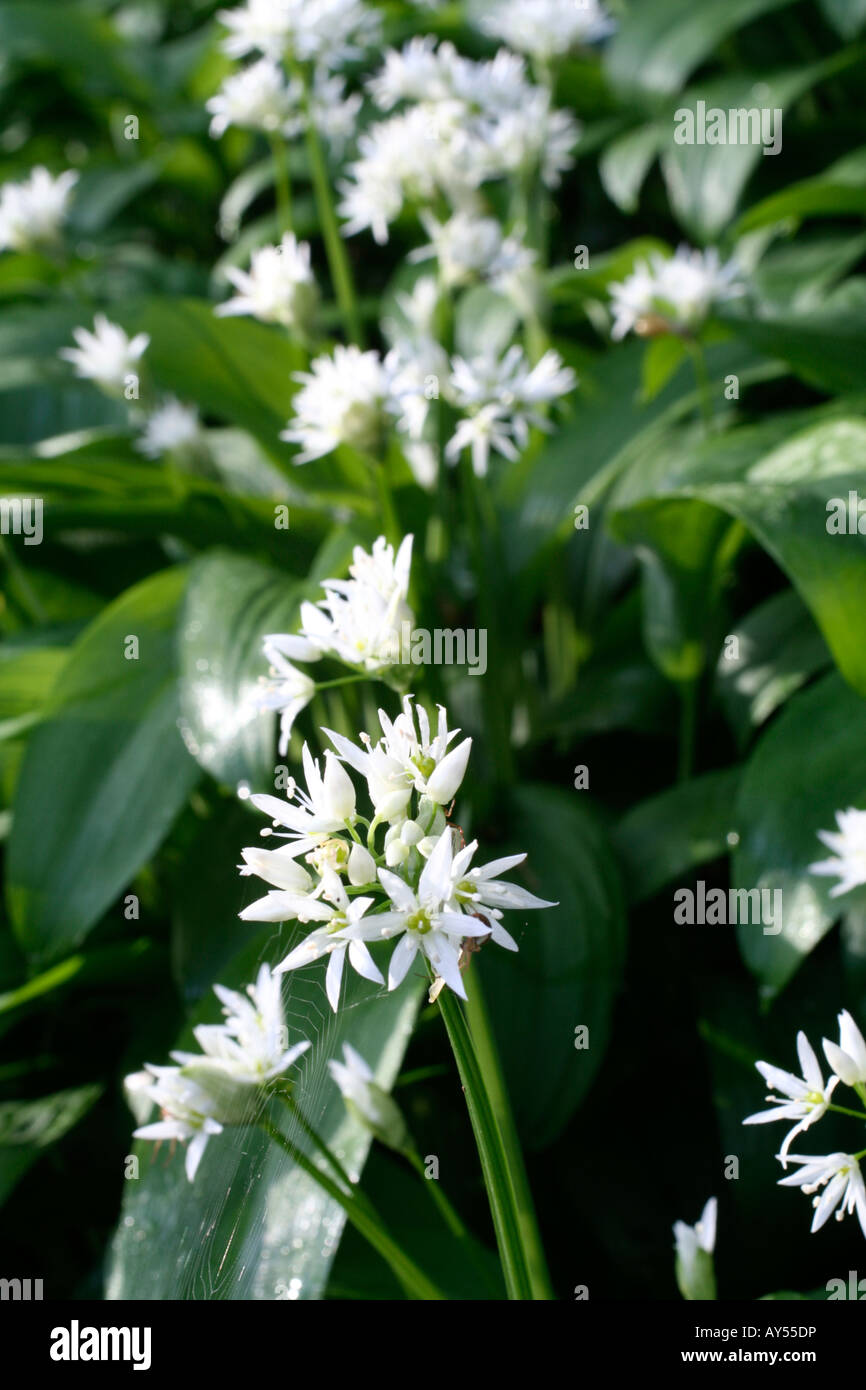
[660,65,834,241]
[736,147,866,233]
[177,550,303,789]
[6,568,199,963]
[615,769,741,905]
[714,589,830,748]
[598,125,662,214]
[480,784,627,1150]
[609,414,866,696]
[819,0,866,38]
[750,232,866,313]
[723,279,866,394]
[106,932,422,1301]
[733,673,866,993]
[0,647,67,741]
[0,1085,101,1206]
[605,0,796,100]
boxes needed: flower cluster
[216,233,318,333]
[208,0,370,148]
[258,533,414,751]
[743,1012,866,1238]
[339,37,580,245]
[608,245,744,341]
[0,166,78,254]
[126,964,309,1180]
[58,315,203,458]
[238,696,555,1009]
[283,335,576,477]
[471,0,615,63]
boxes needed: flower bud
[348,842,377,886]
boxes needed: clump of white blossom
[608,246,744,341]
[0,166,78,253]
[59,314,150,397]
[339,37,580,245]
[238,696,555,1009]
[216,233,318,332]
[257,533,415,751]
[126,964,309,1181]
[743,1012,866,1239]
[471,0,615,63]
[810,807,866,898]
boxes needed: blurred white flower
[59,314,149,396]
[296,533,414,672]
[282,345,403,462]
[216,234,317,330]
[328,1043,409,1150]
[823,1010,866,1088]
[309,71,363,156]
[609,246,744,341]
[340,39,579,243]
[743,1031,839,1164]
[130,1067,225,1182]
[0,166,78,252]
[778,1152,866,1238]
[410,210,535,291]
[810,808,866,897]
[473,0,614,61]
[218,0,379,68]
[673,1197,717,1301]
[446,345,576,474]
[207,58,302,138]
[136,398,200,458]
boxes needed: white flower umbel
[778,1153,866,1239]
[743,1032,839,1164]
[295,534,414,671]
[130,1067,225,1182]
[326,695,471,821]
[673,1197,717,1301]
[136,397,201,458]
[282,345,400,463]
[173,963,311,1085]
[446,345,576,475]
[328,1042,409,1150]
[0,166,78,253]
[59,314,149,396]
[216,234,317,331]
[609,246,744,341]
[823,1010,866,1088]
[810,808,866,897]
[239,701,553,1009]
[206,58,302,138]
[472,0,614,62]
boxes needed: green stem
[373,458,400,545]
[300,91,362,345]
[437,978,551,1299]
[688,340,712,432]
[854,1082,866,1110]
[277,1091,376,1218]
[463,965,554,1300]
[313,672,369,692]
[260,1117,445,1300]
[268,134,292,236]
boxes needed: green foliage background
[2,0,866,1300]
